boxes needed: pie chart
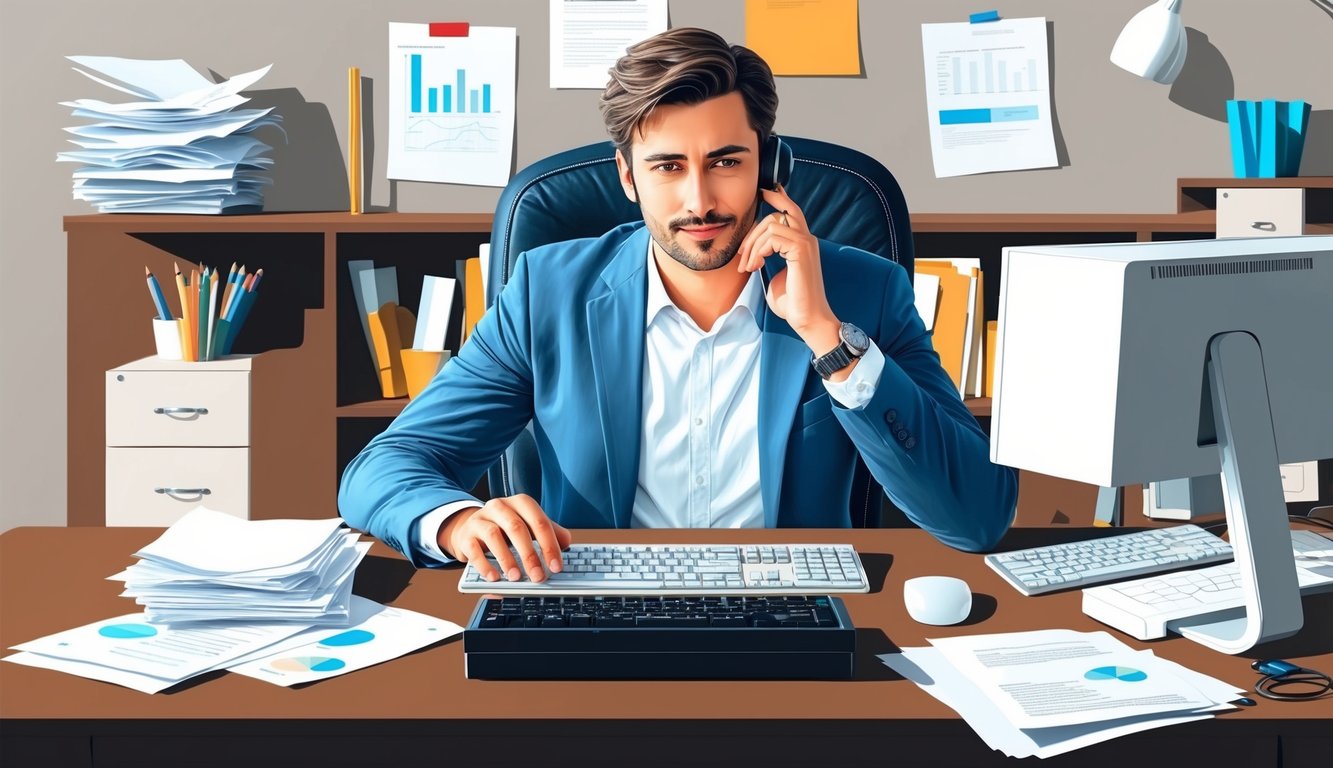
[1085,665,1147,682]
[271,656,346,673]
[98,623,158,639]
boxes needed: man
[338,28,1017,582]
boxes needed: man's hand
[735,185,842,356]
[438,494,572,582]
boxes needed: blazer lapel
[758,256,812,528]
[586,228,649,529]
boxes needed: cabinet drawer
[106,370,249,446]
[106,447,249,526]
[1216,188,1306,238]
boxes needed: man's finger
[491,507,547,582]
[552,521,574,550]
[475,518,523,582]
[462,538,499,582]
[509,495,565,574]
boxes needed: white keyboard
[458,543,871,595]
[1082,530,1333,640]
[985,524,1233,595]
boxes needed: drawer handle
[153,407,209,416]
[155,487,212,497]
[1251,221,1277,232]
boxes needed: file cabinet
[105,355,252,526]
[1215,187,1306,238]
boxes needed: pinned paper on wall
[745,0,861,76]
[387,23,517,186]
[549,0,668,89]
[920,16,1057,177]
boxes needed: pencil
[219,262,238,323]
[349,66,362,214]
[145,266,172,321]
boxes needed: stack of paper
[57,56,282,214]
[110,507,370,626]
[880,629,1245,759]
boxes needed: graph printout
[387,23,517,186]
[920,17,1057,177]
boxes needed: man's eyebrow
[639,145,752,163]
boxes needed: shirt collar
[644,239,764,329]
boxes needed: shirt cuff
[417,499,484,564]
[822,343,885,409]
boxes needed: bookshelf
[64,198,1329,527]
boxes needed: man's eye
[715,158,740,168]
[652,162,681,173]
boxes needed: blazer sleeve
[337,252,538,567]
[831,255,1017,552]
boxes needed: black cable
[1252,659,1333,701]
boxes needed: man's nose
[682,168,716,217]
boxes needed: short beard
[649,203,757,272]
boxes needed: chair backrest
[485,136,914,527]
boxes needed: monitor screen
[989,234,1333,652]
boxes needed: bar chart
[409,55,494,115]
[935,49,1042,96]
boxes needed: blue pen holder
[1227,99,1311,178]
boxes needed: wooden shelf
[1177,176,1333,214]
[63,211,495,234]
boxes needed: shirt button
[904,436,917,449]
[694,417,704,426]
[696,475,705,486]
[885,409,898,424]
[895,429,908,441]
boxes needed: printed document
[920,17,1057,177]
[550,0,668,88]
[387,23,517,187]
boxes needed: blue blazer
[338,223,1017,566]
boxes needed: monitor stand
[1176,332,1304,654]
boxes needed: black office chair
[484,136,915,527]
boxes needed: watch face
[840,323,869,354]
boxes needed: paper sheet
[745,0,861,76]
[229,597,463,686]
[387,23,517,187]
[920,17,1057,177]
[549,0,668,89]
[913,271,940,331]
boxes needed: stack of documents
[880,629,1245,759]
[110,507,370,626]
[58,56,281,214]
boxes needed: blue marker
[145,266,172,320]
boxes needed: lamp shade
[1110,0,1187,84]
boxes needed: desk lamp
[1111,0,1187,84]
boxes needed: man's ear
[614,149,638,203]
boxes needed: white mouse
[903,575,973,626]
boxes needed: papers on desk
[109,507,369,626]
[3,597,462,694]
[879,629,1244,759]
[57,56,281,213]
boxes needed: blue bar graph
[407,55,496,114]
[410,55,422,113]
[939,106,1039,125]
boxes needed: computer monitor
[990,235,1333,653]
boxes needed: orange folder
[985,321,998,398]
[463,257,484,341]
[915,261,971,392]
[368,301,417,398]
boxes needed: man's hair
[599,27,778,160]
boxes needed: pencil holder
[1227,99,1310,178]
[401,349,450,399]
[152,318,183,361]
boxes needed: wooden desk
[3,526,1330,767]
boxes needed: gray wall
[1,0,1329,530]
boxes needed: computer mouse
[903,575,973,626]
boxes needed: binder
[368,301,417,398]
[915,261,972,392]
[985,320,998,397]
[462,256,484,342]
[966,267,985,397]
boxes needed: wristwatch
[811,322,870,379]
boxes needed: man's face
[616,92,761,272]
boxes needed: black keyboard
[464,595,855,680]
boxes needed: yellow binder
[915,261,971,392]
[368,301,416,398]
[463,257,484,342]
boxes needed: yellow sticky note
[745,0,861,76]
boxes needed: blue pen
[145,266,172,320]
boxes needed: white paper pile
[110,507,370,626]
[880,629,1246,759]
[58,56,282,214]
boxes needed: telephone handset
[758,134,794,191]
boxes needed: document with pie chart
[228,597,462,686]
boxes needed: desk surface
[3,526,1331,766]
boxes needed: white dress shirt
[416,242,885,560]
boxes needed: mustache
[669,212,736,231]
